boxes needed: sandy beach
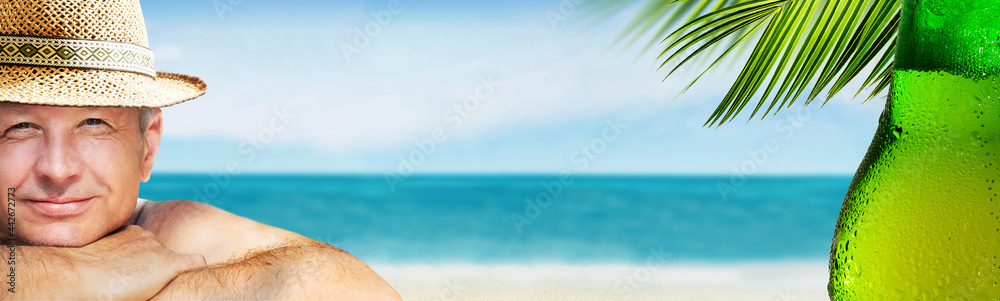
[373,261,829,300]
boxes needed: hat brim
[0,66,206,108]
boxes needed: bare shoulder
[136,200,401,300]
[135,199,309,264]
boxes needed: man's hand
[54,225,206,300]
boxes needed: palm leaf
[587,0,899,126]
[579,0,745,56]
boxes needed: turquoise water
[139,174,848,264]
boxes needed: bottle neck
[888,0,1000,136]
[896,0,1000,78]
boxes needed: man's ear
[140,108,163,183]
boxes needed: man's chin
[19,223,108,247]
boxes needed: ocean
[138,174,850,264]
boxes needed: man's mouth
[24,197,94,218]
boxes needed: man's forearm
[150,245,302,300]
[0,227,208,301]
[0,245,74,300]
[0,243,321,300]
[151,243,397,300]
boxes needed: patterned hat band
[0,35,156,78]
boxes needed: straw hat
[0,0,206,108]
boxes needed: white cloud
[153,16,716,154]
[151,44,184,60]
[146,11,886,174]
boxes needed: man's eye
[2,122,38,139]
[83,119,107,126]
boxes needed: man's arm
[138,200,400,300]
[151,243,399,300]
[0,226,205,300]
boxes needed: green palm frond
[588,0,899,127]
[580,0,745,56]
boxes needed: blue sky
[139,0,886,175]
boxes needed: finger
[110,225,147,241]
[87,225,145,248]
[113,224,144,235]
[176,253,207,272]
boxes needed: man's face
[0,103,161,247]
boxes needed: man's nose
[34,132,82,188]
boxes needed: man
[0,0,400,299]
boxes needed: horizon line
[148,171,855,177]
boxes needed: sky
[139,0,887,175]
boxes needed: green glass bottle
[829,0,1000,299]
